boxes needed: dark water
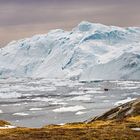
[0,78,139,128]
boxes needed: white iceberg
[0,21,140,80]
[53,105,86,113]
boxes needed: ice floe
[53,105,86,113]
[86,90,104,94]
[68,91,86,95]
[75,111,86,115]
[13,112,29,116]
[29,108,43,111]
[0,92,21,99]
[114,97,137,106]
[70,95,91,101]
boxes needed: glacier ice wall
[0,21,140,80]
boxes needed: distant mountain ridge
[0,21,140,80]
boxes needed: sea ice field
[0,78,139,128]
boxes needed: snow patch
[131,128,140,131]
[0,125,16,129]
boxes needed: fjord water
[0,78,139,127]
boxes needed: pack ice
[0,21,140,80]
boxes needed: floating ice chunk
[29,108,43,111]
[131,92,139,95]
[19,86,57,92]
[53,105,86,113]
[67,82,84,87]
[75,111,86,115]
[70,95,91,101]
[50,101,67,105]
[86,90,104,94]
[53,81,69,87]
[0,110,3,113]
[1,104,8,107]
[79,87,101,91]
[103,100,110,103]
[31,97,64,105]
[12,104,21,106]
[13,112,29,116]
[23,102,28,105]
[68,91,86,95]
[31,97,57,102]
[114,97,137,106]
[95,96,106,99]
[0,92,22,99]
[120,86,139,90]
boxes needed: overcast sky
[0,0,140,47]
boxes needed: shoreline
[0,99,139,140]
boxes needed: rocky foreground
[0,99,139,140]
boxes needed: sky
[0,0,140,47]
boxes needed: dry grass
[0,116,139,140]
[0,100,139,140]
[126,116,140,123]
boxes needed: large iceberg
[0,21,140,80]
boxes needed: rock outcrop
[88,99,140,122]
